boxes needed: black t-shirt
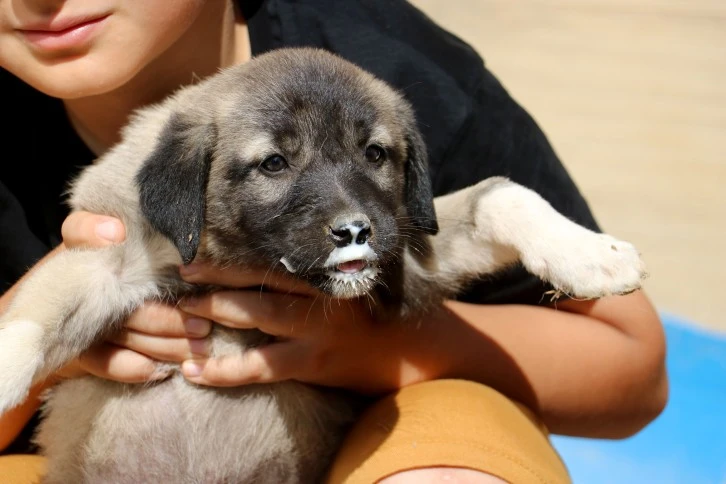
[1,0,599,453]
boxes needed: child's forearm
[0,379,52,452]
[423,291,667,438]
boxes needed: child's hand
[178,264,441,395]
[61,210,126,247]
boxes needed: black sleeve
[0,67,95,294]
[0,181,51,291]
[436,69,602,304]
[430,66,600,232]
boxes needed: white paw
[522,230,647,300]
[0,321,45,415]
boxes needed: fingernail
[182,360,205,377]
[179,263,200,277]
[188,338,210,357]
[95,220,121,242]
[184,318,210,337]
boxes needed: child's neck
[64,1,250,156]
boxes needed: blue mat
[551,314,726,484]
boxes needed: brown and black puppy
[0,48,645,483]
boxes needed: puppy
[0,48,646,483]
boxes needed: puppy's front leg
[432,177,646,299]
[0,245,162,415]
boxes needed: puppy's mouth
[325,258,379,298]
[326,258,379,284]
[321,241,380,297]
[279,247,380,298]
[324,242,378,277]
[279,256,377,277]
[335,259,368,274]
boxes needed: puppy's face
[138,48,438,299]
[207,103,404,298]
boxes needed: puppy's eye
[260,154,288,173]
[365,145,386,163]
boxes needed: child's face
[0,0,211,99]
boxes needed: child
[0,1,667,482]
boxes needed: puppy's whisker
[260,261,282,297]
[304,255,324,275]
[364,292,375,315]
[304,291,323,330]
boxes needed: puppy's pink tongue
[337,260,367,273]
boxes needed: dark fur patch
[137,114,214,264]
[222,160,256,183]
[404,128,439,235]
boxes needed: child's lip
[18,13,110,33]
[18,14,110,52]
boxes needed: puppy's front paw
[0,321,45,415]
[523,230,647,300]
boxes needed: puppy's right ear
[136,113,215,264]
[405,126,439,235]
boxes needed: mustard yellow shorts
[0,380,569,484]
[326,379,570,483]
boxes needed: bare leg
[380,468,507,484]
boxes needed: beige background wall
[409,0,726,332]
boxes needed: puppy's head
[137,48,438,298]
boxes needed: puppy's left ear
[136,113,216,264]
[405,126,439,235]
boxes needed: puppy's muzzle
[329,214,371,248]
[324,213,379,290]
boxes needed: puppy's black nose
[329,219,371,247]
